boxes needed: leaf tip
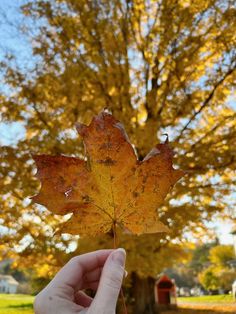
[75,122,88,136]
[30,193,42,204]
[162,133,169,144]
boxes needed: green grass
[0,293,235,313]
[178,294,235,304]
[0,294,34,314]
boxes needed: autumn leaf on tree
[32,111,184,236]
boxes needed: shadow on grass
[9,303,33,309]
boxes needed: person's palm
[34,249,126,314]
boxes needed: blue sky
[0,0,235,245]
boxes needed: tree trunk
[131,272,158,314]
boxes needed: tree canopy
[0,0,235,292]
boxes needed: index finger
[49,249,114,290]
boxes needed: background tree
[189,239,219,275]
[164,241,215,289]
[198,266,220,291]
[1,0,236,312]
[199,245,236,292]
[209,244,235,267]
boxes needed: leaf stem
[112,222,128,314]
[113,221,117,249]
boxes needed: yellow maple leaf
[32,111,184,236]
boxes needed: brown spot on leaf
[96,157,116,166]
[133,191,139,198]
[82,195,91,203]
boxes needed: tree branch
[186,113,236,153]
[32,103,52,130]
[175,65,236,141]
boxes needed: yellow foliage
[0,0,235,282]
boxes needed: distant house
[231,225,236,256]
[0,275,19,293]
[232,280,236,299]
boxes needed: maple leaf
[32,111,184,236]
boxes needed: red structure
[154,274,177,307]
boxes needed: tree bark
[131,272,158,314]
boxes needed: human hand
[34,249,126,314]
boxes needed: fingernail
[124,270,128,278]
[111,248,126,266]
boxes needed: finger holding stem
[112,221,127,314]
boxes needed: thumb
[89,248,126,313]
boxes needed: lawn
[0,293,235,314]
[0,294,34,314]
[176,295,236,314]
[178,294,235,304]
